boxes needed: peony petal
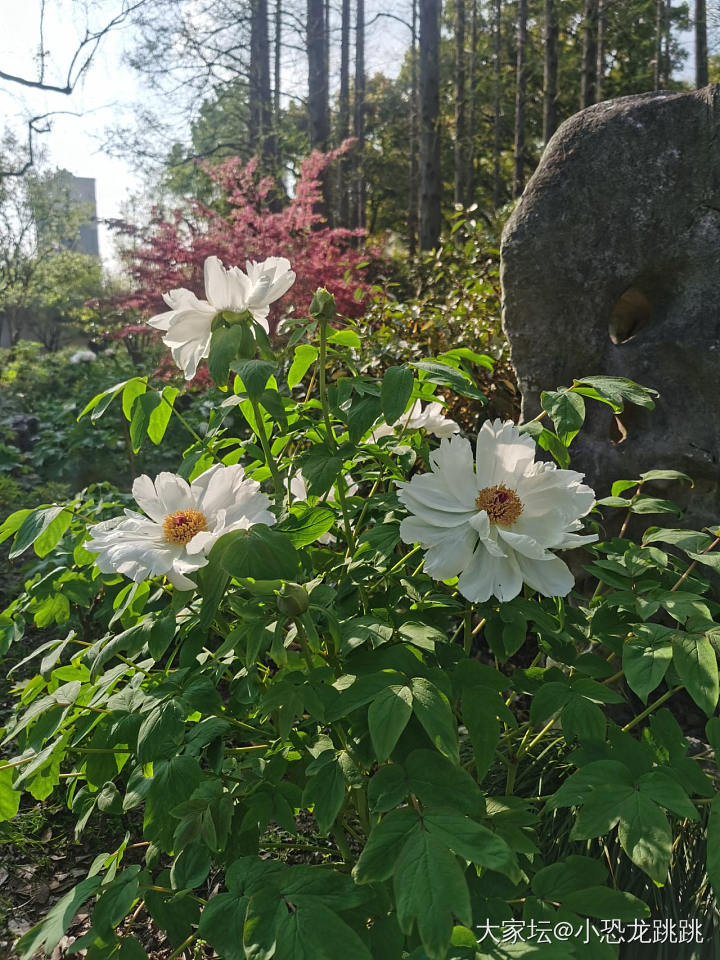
[423,526,477,579]
[514,552,575,597]
[204,256,231,308]
[456,543,496,603]
[132,474,167,522]
[497,528,552,560]
[153,473,193,515]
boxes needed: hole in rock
[608,284,654,344]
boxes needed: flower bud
[276,583,310,617]
[309,288,336,323]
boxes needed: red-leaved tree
[115,148,374,336]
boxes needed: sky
[0,1,703,270]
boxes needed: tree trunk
[465,0,476,205]
[543,0,558,144]
[580,0,599,108]
[274,0,282,118]
[338,0,351,224]
[512,0,528,199]
[307,0,329,151]
[408,0,419,255]
[353,0,366,230]
[654,0,664,89]
[696,0,708,87]
[419,0,441,248]
[596,0,605,101]
[454,0,467,208]
[492,0,503,208]
[250,0,273,162]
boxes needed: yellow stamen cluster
[475,484,524,527]
[162,509,207,545]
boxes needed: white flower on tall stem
[85,464,275,590]
[148,255,296,380]
[396,419,597,602]
[373,399,460,440]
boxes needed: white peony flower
[396,419,597,603]
[85,463,275,590]
[147,255,296,380]
[69,349,97,364]
[373,399,460,440]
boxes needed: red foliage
[115,147,373,332]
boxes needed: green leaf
[77,377,145,422]
[571,376,657,411]
[623,633,672,703]
[171,841,212,890]
[640,469,693,485]
[532,855,607,900]
[0,508,32,544]
[209,325,253,386]
[423,808,515,873]
[303,754,346,834]
[563,886,650,921]
[299,447,343,497]
[274,901,372,960]
[438,347,494,369]
[536,427,570,468]
[617,791,672,884]
[368,685,413,761]
[405,749,485,816]
[234,359,278,399]
[122,378,148,420]
[642,527,713,552]
[461,693,499,781]
[707,794,720,900]
[410,677,459,763]
[198,893,248,960]
[136,700,185,764]
[393,828,471,960]
[0,768,21,821]
[277,504,336,547]
[211,526,299,581]
[630,496,681,515]
[353,808,418,883]
[637,771,697,819]
[412,360,486,402]
[672,634,719,715]
[288,344,318,388]
[328,328,362,349]
[130,392,162,452]
[540,389,585,445]
[15,876,101,960]
[9,506,66,559]
[571,785,633,839]
[382,366,414,425]
[367,764,408,814]
[147,386,179,444]
[33,508,72,558]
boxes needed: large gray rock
[501,85,720,524]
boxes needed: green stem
[622,686,681,732]
[249,396,284,496]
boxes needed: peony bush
[1,258,719,960]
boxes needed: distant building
[67,175,100,257]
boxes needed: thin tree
[492,0,503,208]
[353,0,366,230]
[274,0,282,119]
[408,0,419,255]
[249,0,274,163]
[543,0,559,144]
[696,0,709,87]
[454,0,468,207]
[596,0,605,101]
[466,0,477,203]
[337,0,351,224]
[513,0,528,199]
[581,0,599,107]
[307,0,330,151]
[419,0,442,248]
